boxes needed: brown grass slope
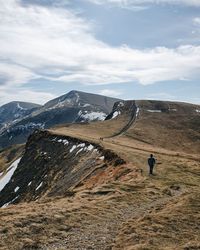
[0,145,24,173]
[0,100,199,250]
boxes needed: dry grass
[0,145,24,172]
[0,103,199,249]
[0,146,199,249]
[114,192,200,250]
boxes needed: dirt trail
[43,183,183,250]
[104,139,200,162]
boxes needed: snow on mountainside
[0,158,21,193]
[0,90,121,150]
[0,130,125,208]
[78,110,107,121]
[0,101,41,132]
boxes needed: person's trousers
[149,165,154,174]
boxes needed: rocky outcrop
[105,100,138,137]
[0,130,125,207]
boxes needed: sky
[0,0,200,106]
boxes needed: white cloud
[193,17,200,25]
[99,89,122,97]
[0,63,37,87]
[0,0,200,105]
[0,87,56,106]
[87,0,200,7]
[145,93,200,105]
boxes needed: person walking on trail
[148,154,156,175]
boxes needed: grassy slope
[0,101,199,250]
[0,145,24,172]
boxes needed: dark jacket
[148,157,156,167]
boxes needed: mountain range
[0,90,120,150]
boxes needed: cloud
[0,87,56,106]
[145,92,200,104]
[99,89,122,97]
[193,17,200,25]
[0,62,37,87]
[87,0,200,7]
[0,0,200,105]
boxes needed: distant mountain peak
[44,90,121,111]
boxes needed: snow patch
[17,103,27,110]
[147,110,162,113]
[41,152,47,156]
[48,101,66,110]
[14,186,19,193]
[36,182,43,191]
[1,196,19,208]
[112,111,121,119]
[99,156,105,160]
[0,172,3,177]
[75,92,80,103]
[62,139,69,145]
[28,181,32,186]
[52,138,69,145]
[136,107,140,117]
[80,111,107,121]
[0,158,21,192]
[71,143,94,153]
[76,148,83,155]
[196,109,200,113]
[118,102,124,107]
[86,144,94,151]
[70,145,77,153]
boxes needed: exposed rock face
[106,99,137,117]
[105,100,138,137]
[0,130,125,207]
[0,91,121,150]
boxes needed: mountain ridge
[0,101,41,130]
[0,90,121,150]
[0,97,199,249]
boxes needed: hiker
[148,154,156,175]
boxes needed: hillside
[53,100,200,155]
[0,99,199,249]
